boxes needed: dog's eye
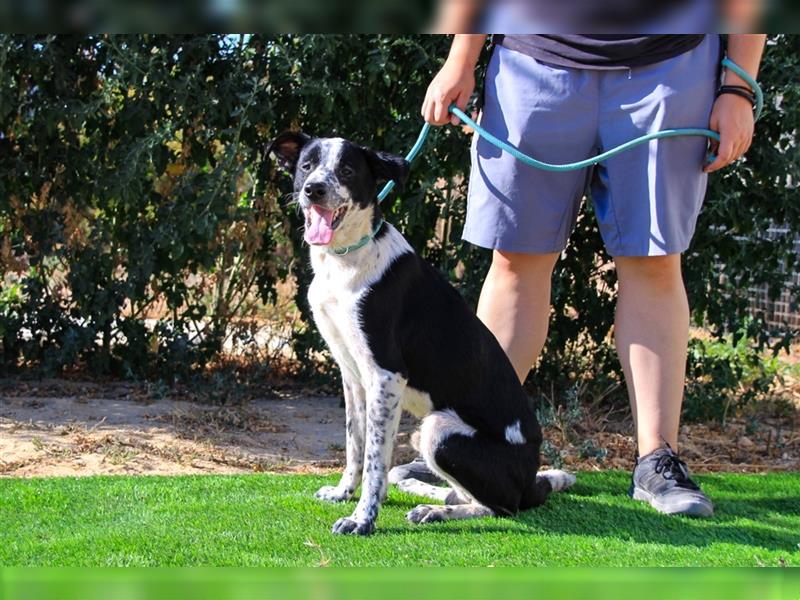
[340,165,355,178]
[300,162,312,172]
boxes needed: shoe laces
[654,451,699,490]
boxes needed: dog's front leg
[331,370,406,536]
[316,376,366,502]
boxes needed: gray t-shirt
[496,35,708,70]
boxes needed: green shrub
[685,322,784,423]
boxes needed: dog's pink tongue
[305,205,335,245]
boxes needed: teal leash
[376,57,762,198]
[376,121,433,202]
[335,57,761,254]
[449,58,763,173]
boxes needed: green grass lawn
[1,471,798,567]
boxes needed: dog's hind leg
[405,409,518,525]
[316,377,366,503]
[396,478,467,505]
[413,410,571,523]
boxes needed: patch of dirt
[0,379,420,477]
[543,419,799,474]
[0,379,797,477]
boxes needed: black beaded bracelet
[716,85,757,108]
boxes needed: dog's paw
[331,516,375,536]
[315,485,353,503]
[537,469,577,493]
[406,504,447,524]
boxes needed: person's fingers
[706,130,757,172]
[447,92,458,126]
[448,94,459,126]
[719,137,735,166]
[704,112,720,170]
[728,140,742,165]
[740,126,755,157]
[424,95,442,125]
[717,131,735,167]
[733,138,748,162]
[449,89,469,126]
[433,95,449,125]
[741,136,753,156]
[704,138,719,171]
[704,135,735,173]
[422,89,435,123]
[729,130,753,164]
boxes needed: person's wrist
[715,89,756,110]
[446,36,483,70]
[444,52,477,73]
[723,70,756,90]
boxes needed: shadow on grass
[378,472,799,554]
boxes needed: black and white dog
[269,132,574,535]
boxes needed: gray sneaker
[629,445,714,518]
[388,456,444,485]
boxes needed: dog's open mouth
[304,204,348,245]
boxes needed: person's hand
[704,92,755,173]
[421,59,475,126]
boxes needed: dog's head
[268,132,409,248]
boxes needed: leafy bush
[685,323,783,423]
[0,35,797,417]
[1,35,288,376]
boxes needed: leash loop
[376,123,432,202]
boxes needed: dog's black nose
[304,182,327,199]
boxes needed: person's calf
[614,253,689,457]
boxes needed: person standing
[390,31,766,517]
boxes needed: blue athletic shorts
[463,34,721,257]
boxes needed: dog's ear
[267,131,311,173]
[362,148,410,192]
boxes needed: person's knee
[491,250,559,278]
[615,254,684,293]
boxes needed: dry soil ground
[1,378,797,478]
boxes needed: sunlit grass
[1,471,798,566]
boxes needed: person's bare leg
[476,250,560,383]
[614,254,689,456]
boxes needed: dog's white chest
[307,226,416,390]
[308,274,368,381]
